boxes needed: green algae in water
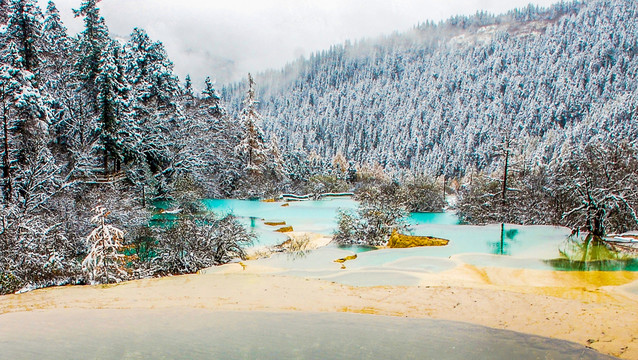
[544,258,638,271]
[545,235,638,271]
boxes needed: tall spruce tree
[5,0,43,74]
[73,0,135,175]
[237,73,267,173]
[95,40,135,174]
[0,43,51,202]
[73,0,109,101]
[41,0,72,145]
[124,27,186,199]
[202,76,224,118]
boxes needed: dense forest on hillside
[224,0,637,177]
[1,0,637,293]
[222,0,638,242]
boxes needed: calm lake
[0,309,617,360]
[199,199,638,273]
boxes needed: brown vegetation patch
[275,226,294,233]
[334,254,357,263]
[387,230,449,248]
[334,254,358,269]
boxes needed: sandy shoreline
[1,238,637,359]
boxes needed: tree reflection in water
[490,223,519,255]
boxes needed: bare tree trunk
[499,222,505,255]
[502,138,509,201]
[103,150,108,175]
[141,182,146,207]
[1,85,11,202]
[442,175,446,204]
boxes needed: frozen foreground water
[0,309,617,360]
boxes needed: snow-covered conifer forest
[1,0,637,293]
[223,0,638,240]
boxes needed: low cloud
[38,0,562,87]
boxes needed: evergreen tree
[5,0,44,73]
[181,74,195,109]
[124,27,181,186]
[201,76,224,117]
[0,43,51,202]
[41,1,70,72]
[73,0,110,101]
[41,1,69,61]
[95,40,134,174]
[183,74,193,96]
[236,73,267,173]
[82,205,127,284]
[125,28,179,111]
[41,0,72,145]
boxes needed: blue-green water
[202,198,462,248]
[202,198,359,247]
[0,309,617,360]
[196,199,636,273]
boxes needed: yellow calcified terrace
[387,230,450,248]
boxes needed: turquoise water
[200,199,565,259]
[407,211,460,225]
[0,309,617,360]
[198,199,636,273]
[202,198,461,248]
[202,198,358,247]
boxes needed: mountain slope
[223,0,638,177]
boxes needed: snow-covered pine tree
[82,205,127,284]
[124,27,181,189]
[68,0,114,176]
[236,73,267,174]
[41,1,70,85]
[41,1,68,54]
[267,136,285,179]
[95,39,135,174]
[181,74,195,109]
[0,42,52,202]
[73,0,109,101]
[201,76,224,118]
[125,28,179,112]
[5,0,44,74]
[41,0,73,146]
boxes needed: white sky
[38,0,562,87]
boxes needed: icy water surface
[0,309,617,360]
